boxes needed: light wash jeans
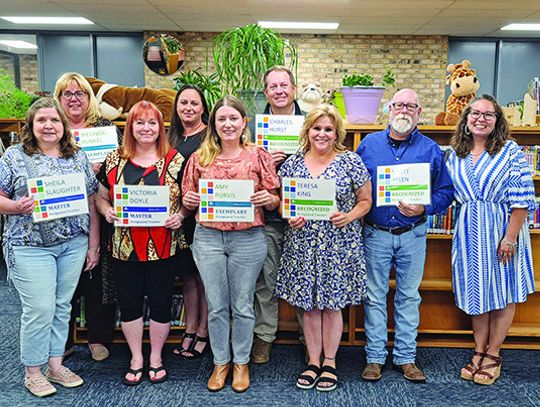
[10,235,88,366]
[362,223,427,365]
[192,224,267,365]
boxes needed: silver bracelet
[502,237,517,250]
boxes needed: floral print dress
[275,150,370,311]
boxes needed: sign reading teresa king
[255,114,304,154]
[113,185,170,227]
[282,178,336,220]
[198,179,255,222]
[376,163,431,207]
[73,126,118,163]
[27,173,89,223]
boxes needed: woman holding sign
[182,96,280,393]
[0,97,99,397]
[95,101,187,385]
[54,72,121,362]
[275,105,372,392]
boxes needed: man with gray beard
[356,89,454,382]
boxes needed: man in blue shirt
[356,89,454,382]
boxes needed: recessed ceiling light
[0,40,37,49]
[501,23,540,31]
[1,16,94,25]
[258,21,339,30]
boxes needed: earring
[240,133,246,143]
[464,126,471,135]
[214,135,219,143]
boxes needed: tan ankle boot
[232,363,250,393]
[207,364,230,392]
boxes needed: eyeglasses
[469,109,497,121]
[391,102,419,112]
[61,91,87,100]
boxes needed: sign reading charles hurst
[376,163,431,206]
[28,173,89,222]
[255,114,304,154]
[72,126,118,163]
[282,178,336,220]
[113,185,169,227]
[198,179,254,222]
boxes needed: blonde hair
[299,104,347,153]
[53,72,102,126]
[198,96,250,167]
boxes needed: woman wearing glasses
[54,72,121,362]
[446,95,535,385]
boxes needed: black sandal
[122,367,144,386]
[296,364,321,390]
[173,332,196,356]
[181,335,209,359]
[148,365,168,384]
[316,365,338,392]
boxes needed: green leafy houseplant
[173,68,223,110]
[0,69,35,119]
[342,66,395,88]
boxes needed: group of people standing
[0,66,535,397]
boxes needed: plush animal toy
[85,77,177,121]
[298,82,324,113]
[435,60,480,126]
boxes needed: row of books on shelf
[75,294,186,328]
[530,196,540,229]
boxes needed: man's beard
[390,114,414,135]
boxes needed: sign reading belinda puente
[113,185,169,227]
[376,163,431,206]
[255,114,304,154]
[281,178,336,220]
[73,126,118,163]
[28,173,88,222]
[198,179,254,222]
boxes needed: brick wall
[144,32,448,124]
[0,53,39,95]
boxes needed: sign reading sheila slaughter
[198,179,254,222]
[113,185,169,227]
[281,178,336,220]
[255,114,304,154]
[28,173,89,222]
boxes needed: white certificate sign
[376,163,431,206]
[198,179,254,222]
[255,114,304,154]
[282,178,336,220]
[28,173,88,222]
[113,185,169,227]
[73,126,118,163]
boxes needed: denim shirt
[356,126,454,228]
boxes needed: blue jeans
[10,235,88,366]
[363,223,427,365]
[192,224,267,365]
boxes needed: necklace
[471,150,484,156]
[183,122,206,141]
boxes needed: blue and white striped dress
[446,140,536,315]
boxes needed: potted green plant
[340,66,395,123]
[0,68,35,119]
[173,68,223,109]
[161,34,185,75]
[212,23,297,113]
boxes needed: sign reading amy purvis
[28,173,88,222]
[255,114,304,154]
[282,178,336,220]
[73,126,118,163]
[113,185,169,227]
[376,163,431,207]
[199,179,254,222]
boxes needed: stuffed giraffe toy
[435,60,480,126]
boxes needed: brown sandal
[460,351,485,381]
[473,353,502,385]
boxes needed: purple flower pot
[341,86,385,124]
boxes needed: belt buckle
[388,225,402,235]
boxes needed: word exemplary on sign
[376,163,431,206]
[282,178,336,220]
[255,114,304,154]
[28,173,88,222]
[113,185,169,227]
[199,179,254,222]
[73,126,118,163]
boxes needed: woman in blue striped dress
[446,95,535,386]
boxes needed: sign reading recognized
[376,163,431,206]
[199,179,254,222]
[282,178,336,220]
[28,173,89,222]
[113,185,169,227]
[73,126,118,163]
[255,114,304,154]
